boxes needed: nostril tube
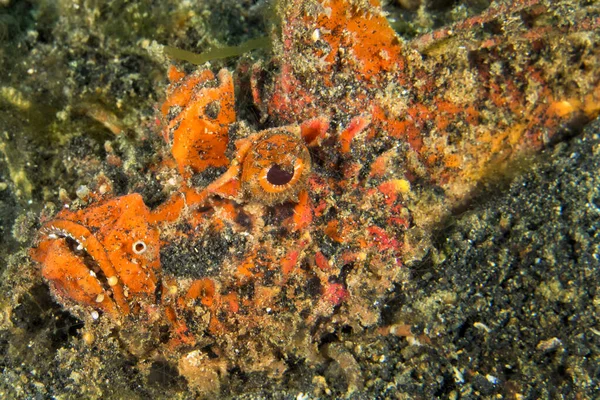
[132,240,147,255]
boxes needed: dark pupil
[267,164,294,185]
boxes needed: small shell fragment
[536,337,562,351]
[311,29,320,42]
[76,185,90,200]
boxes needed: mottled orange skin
[31,194,160,318]
[162,68,235,178]
[268,0,600,202]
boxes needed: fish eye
[241,129,311,205]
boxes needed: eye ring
[241,128,311,205]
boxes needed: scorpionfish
[30,0,600,392]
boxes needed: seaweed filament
[164,37,271,65]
